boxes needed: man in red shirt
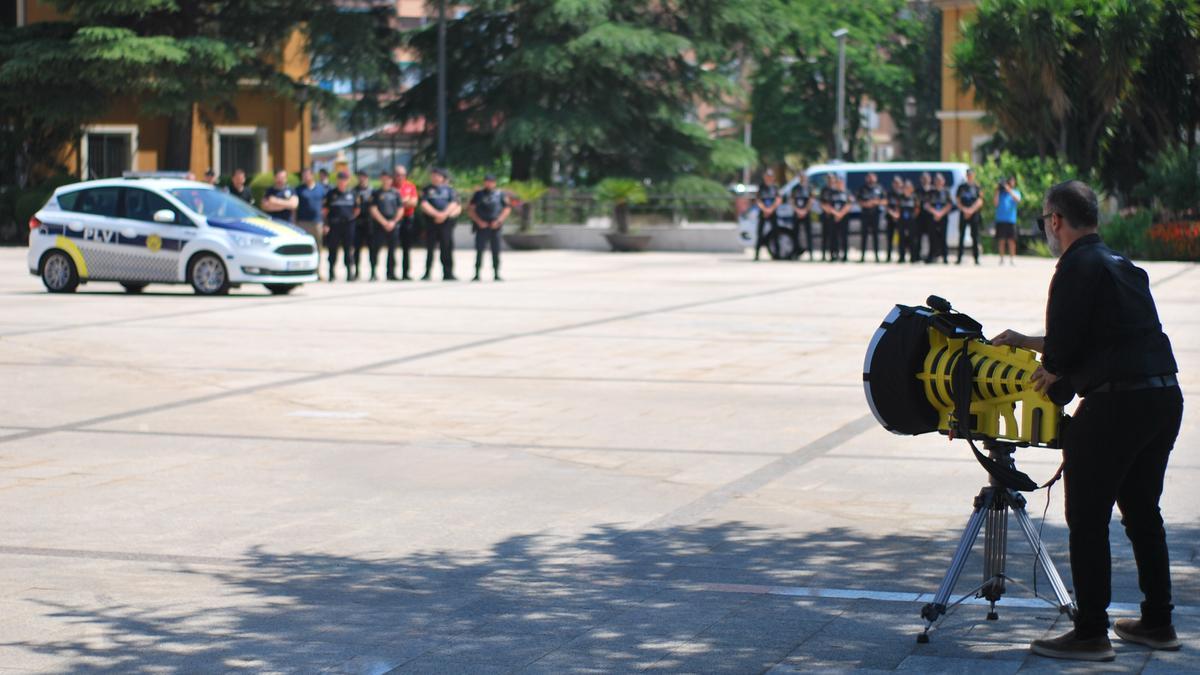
[393,164,421,281]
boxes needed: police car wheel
[41,250,79,293]
[121,282,148,294]
[264,284,297,295]
[766,229,797,260]
[189,253,230,296]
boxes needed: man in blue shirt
[295,168,327,255]
[994,175,1022,265]
[420,168,462,281]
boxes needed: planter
[604,233,653,252]
[502,232,553,250]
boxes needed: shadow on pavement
[8,520,1198,673]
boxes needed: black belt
[1090,374,1178,394]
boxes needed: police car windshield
[168,188,264,220]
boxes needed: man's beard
[1045,227,1063,257]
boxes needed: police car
[28,176,319,295]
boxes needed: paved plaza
[0,247,1196,674]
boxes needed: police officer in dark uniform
[321,171,359,281]
[913,172,933,262]
[349,170,372,282]
[856,172,885,263]
[924,173,952,264]
[821,175,852,262]
[883,176,904,262]
[993,180,1182,662]
[954,168,984,265]
[753,170,781,261]
[790,173,815,261]
[468,174,511,282]
[368,171,402,281]
[420,167,462,281]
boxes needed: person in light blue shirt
[993,175,1022,265]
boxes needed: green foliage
[750,0,932,165]
[1136,145,1200,217]
[967,151,1081,228]
[506,180,550,204]
[1100,209,1152,257]
[660,175,733,221]
[594,178,649,206]
[9,175,76,244]
[955,0,1200,192]
[394,0,777,182]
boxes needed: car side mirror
[153,209,176,224]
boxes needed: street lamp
[832,27,849,161]
[436,0,448,166]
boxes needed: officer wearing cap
[790,173,814,261]
[420,168,462,281]
[856,172,885,263]
[468,174,511,282]
[321,171,359,281]
[821,175,852,262]
[993,180,1182,662]
[913,172,933,262]
[754,169,781,261]
[350,169,373,282]
[955,168,983,265]
[368,171,402,281]
[924,173,952,264]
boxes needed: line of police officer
[316,167,511,283]
[755,168,987,264]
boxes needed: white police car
[27,177,319,295]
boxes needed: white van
[742,161,973,259]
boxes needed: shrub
[594,178,648,233]
[1146,221,1200,262]
[1137,146,1200,218]
[965,151,1081,233]
[1100,210,1152,258]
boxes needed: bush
[1100,210,1152,258]
[1146,221,1200,261]
[1137,146,1200,218]
[4,174,77,245]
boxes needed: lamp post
[436,0,448,166]
[832,27,849,160]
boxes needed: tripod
[917,441,1076,643]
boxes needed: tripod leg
[982,500,1009,620]
[1011,501,1077,618]
[918,490,992,642]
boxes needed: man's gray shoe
[1030,630,1116,662]
[1114,618,1182,651]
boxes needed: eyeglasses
[1036,212,1058,233]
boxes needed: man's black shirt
[470,188,509,222]
[927,188,951,218]
[323,187,358,225]
[423,184,457,212]
[856,183,885,214]
[371,187,401,221]
[791,184,812,210]
[956,182,981,210]
[227,183,253,204]
[824,188,850,220]
[263,185,296,223]
[354,184,373,225]
[1043,233,1178,398]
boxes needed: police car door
[115,187,187,282]
[57,186,123,280]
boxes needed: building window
[81,125,138,180]
[213,126,267,177]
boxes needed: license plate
[286,260,308,271]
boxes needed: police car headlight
[227,233,272,248]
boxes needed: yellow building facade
[932,0,990,162]
[14,0,311,179]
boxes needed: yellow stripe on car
[244,217,298,238]
[55,235,89,278]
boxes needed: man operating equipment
[992,180,1182,663]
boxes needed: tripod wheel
[917,633,930,644]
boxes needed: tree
[954,0,1155,174]
[0,1,397,182]
[749,0,929,166]
[392,0,778,183]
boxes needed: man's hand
[323,225,330,236]
[991,329,1030,349]
[1030,366,1060,394]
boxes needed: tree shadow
[7,520,1198,673]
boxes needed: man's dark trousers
[398,216,415,279]
[860,209,881,262]
[1063,385,1183,638]
[370,222,399,279]
[885,214,900,262]
[957,213,981,263]
[425,218,456,278]
[475,227,501,276]
[754,211,776,260]
[326,220,355,276]
[796,216,814,260]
